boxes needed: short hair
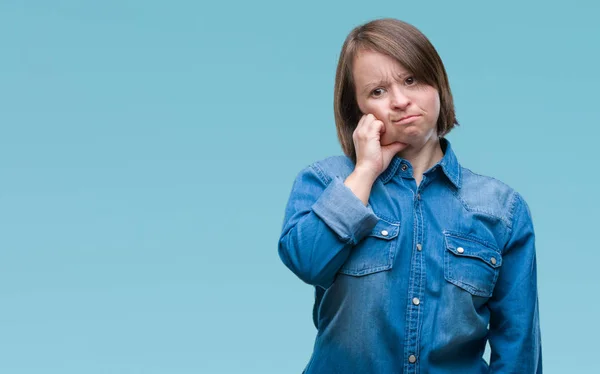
[333,18,459,163]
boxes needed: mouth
[392,115,421,124]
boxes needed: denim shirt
[278,138,542,373]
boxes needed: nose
[390,86,410,110]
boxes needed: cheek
[424,90,441,117]
[432,96,441,116]
[359,100,387,119]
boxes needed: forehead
[352,49,409,85]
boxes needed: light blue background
[1,1,598,373]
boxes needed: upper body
[277,18,541,373]
[279,138,542,373]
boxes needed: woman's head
[334,18,458,162]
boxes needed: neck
[397,137,444,185]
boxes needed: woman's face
[352,49,441,148]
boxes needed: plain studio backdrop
[1,1,598,373]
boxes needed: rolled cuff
[311,176,378,245]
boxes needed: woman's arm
[277,163,378,289]
[487,192,542,373]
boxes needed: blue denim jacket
[278,138,542,373]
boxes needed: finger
[369,119,384,136]
[354,114,370,138]
[359,113,374,128]
[353,117,364,140]
[356,115,376,139]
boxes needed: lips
[392,115,421,124]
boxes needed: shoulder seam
[507,191,521,235]
[310,155,354,185]
[450,188,512,228]
[309,162,331,185]
[456,167,517,229]
[462,167,513,190]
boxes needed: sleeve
[277,163,379,289]
[488,192,543,373]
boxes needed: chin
[381,133,403,146]
[381,138,406,146]
[383,132,413,146]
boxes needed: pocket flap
[339,216,400,277]
[369,218,400,240]
[444,233,502,269]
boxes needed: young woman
[278,18,542,373]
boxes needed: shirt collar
[437,137,462,189]
[378,137,462,189]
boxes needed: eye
[371,88,385,97]
[405,76,416,86]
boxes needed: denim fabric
[278,138,542,373]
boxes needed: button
[416,243,422,251]
[408,355,417,363]
[457,247,465,254]
[412,297,420,306]
[381,230,389,236]
[401,164,408,171]
[490,257,497,265]
[417,193,421,200]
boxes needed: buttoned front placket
[401,163,430,374]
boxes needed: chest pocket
[443,231,502,297]
[338,217,400,276]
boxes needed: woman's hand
[344,114,408,205]
[353,114,408,180]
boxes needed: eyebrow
[362,79,389,94]
[361,73,411,94]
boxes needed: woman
[278,18,541,373]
